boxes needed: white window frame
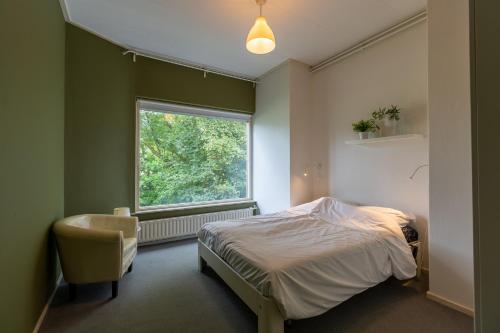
[135,99,253,212]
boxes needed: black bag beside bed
[401,225,419,257]
[401,225,418,243]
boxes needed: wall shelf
[345,134,423,145]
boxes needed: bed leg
[198,255,207,272]
[416,242,423,279]
[258,300,284,333]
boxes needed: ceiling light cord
[256,0,266,16]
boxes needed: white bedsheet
[198,197,417,319]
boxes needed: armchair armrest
[54,222,124,283]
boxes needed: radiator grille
[138,207,254,245]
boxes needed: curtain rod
[310,10,427,73]
[122,50,258,85]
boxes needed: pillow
[360,206,414,227]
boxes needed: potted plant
[371,107,386,136]
[384,105,401,136]
[352,119,377,139]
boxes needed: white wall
[254,60,314,214]
[310,22,429,266]
[253,62,291,214]
[427,0,474,312]
[289,61,313,206]
[254,4,473,314]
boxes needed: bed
[197,197,419,333]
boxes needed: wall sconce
[409,164,429,180]
[303,163,323,177]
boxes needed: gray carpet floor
[40,239,473,333]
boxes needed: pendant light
[246,0,276,55]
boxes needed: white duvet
[198,197,417,319]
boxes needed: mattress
[198,197,417,319]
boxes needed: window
[136,100,252,211]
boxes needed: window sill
[133,200,257,221]
[135,199,255,214]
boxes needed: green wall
[0,10,253,331]
[65,24,135,217]
[0,1,65,332]
[470,0,500,331]
[65,25,255,217]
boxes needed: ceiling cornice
[58,0,70,21]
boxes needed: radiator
[138,207,254,245]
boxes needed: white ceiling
[63,0,426,79]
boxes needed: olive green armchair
[53,214,138,299]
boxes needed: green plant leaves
[371,107,387,120]
[386,105,401,120]
[353,105,401,133]
[352,119,377,132]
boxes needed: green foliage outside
[139,110,248,207]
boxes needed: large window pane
[138,109,249,208]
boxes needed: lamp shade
[246,16,275,54]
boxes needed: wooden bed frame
[198,238,422,333]
[198,240,285,333]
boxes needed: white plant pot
[358,132,369,140]
[383,118,399,136]
[373,120,383,135]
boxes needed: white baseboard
[33,274,63,333]
[426,291,474,317]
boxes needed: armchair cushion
[89,215,138,239]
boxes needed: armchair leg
[128,262,133,273]
[112,281,118,298]
[69,283,77,301]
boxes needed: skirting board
[426,291,474,317]
[33,274,62,333]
